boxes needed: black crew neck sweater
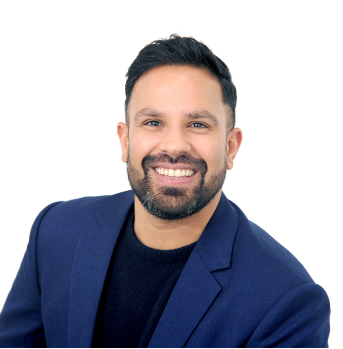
[92,209,196,348]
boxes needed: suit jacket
[0,190,330,347]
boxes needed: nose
[159,125,192,157]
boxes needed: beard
[127,152,227,220]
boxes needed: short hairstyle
[125,34,237,130]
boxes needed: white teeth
[155,167,195,178]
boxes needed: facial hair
[127,152,227,220]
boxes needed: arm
[0,202,61,348]
[246,283,330,348]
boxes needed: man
[0,34,330,348]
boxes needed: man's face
[120,65,233,220]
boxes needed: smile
[154,167,196,179]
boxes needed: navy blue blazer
[0,191,330,347]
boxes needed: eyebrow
[185,110,219,126]
[134,108,219,126]
[134,108,166,123]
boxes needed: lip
[151,166,198,185]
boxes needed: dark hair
[125,34,237,129]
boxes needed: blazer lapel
[68,191,134,348]
[148,193,238,347]
[148,249,222,348]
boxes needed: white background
[0,1,342,347]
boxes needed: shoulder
[33,190,134,274]
[38,190,134,232]
[231,198,313,283]
[226,202,314,300]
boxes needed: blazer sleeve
[0,202,61,348]
[246,282,331,348]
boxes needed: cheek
[194,138,225,168]
[129,132,159,165]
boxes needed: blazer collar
[95,190,238,272]
[195,191,238,272]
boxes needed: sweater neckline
[124,211,197,263]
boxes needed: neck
[133,190,222,250]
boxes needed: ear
[226,128,243,170]
[117,122,129,163]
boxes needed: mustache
[142,153,207,175]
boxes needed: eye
[146,120,162,127]
[191,122,207,128]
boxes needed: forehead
[128,65,228,121]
